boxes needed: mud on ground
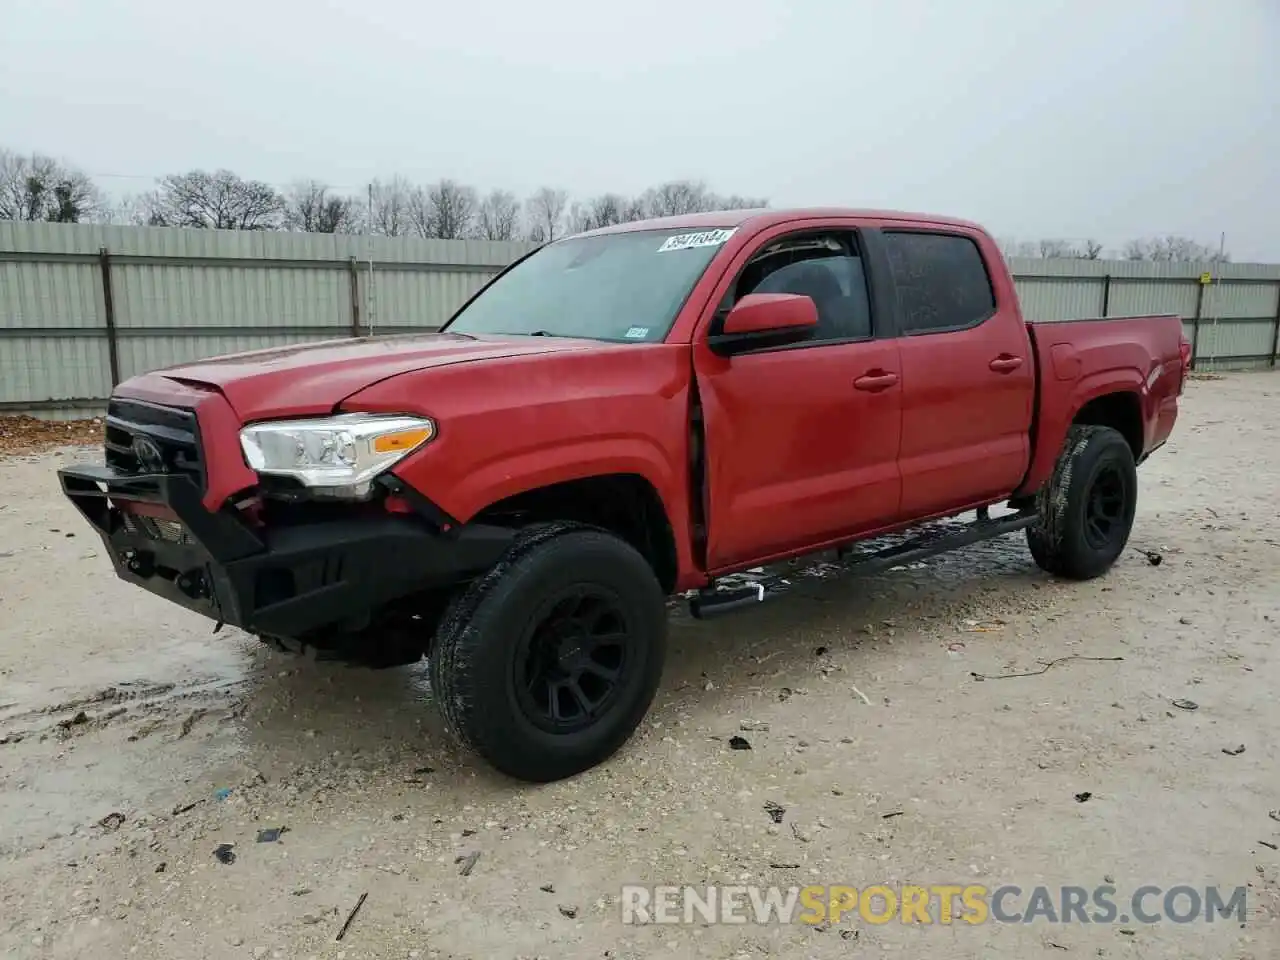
[0,373,1277,959]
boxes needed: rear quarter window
[882,232,996,334]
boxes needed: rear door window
[881,232,996,334]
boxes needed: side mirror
[708,293,818,356]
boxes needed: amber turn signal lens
[372,426,434,453]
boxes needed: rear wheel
[429,524,666,782]
[1027,424,1137,580]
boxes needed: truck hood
[145,332,601,419]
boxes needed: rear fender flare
[1016,368,1147,498]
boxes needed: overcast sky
[2,0,1277,259]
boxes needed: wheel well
[470,474,678,594]
[1073,392,1142,458]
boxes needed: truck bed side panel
[1017,314,1184,497]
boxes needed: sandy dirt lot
[0,372,1277,959]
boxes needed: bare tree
[714,193,769,210]
[1123,235,1228,263]
[641,180,715,217]
[568,193,634,233]
[408,179,479,239]
[1081,239,1104,260]
[525,187,568,242]
[282,180,355,233]
[477,189,520,240]
[620,196,647,222]
[1038,239,1075,259]
[143,169,282,230]
[998,238,1038,259]
[367,176,413,237]
[0,149,104,222]
[1123,239,1150,261]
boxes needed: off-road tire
[1027,424,1137,580]
[428,523,666,782]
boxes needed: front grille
[104,398,206,492]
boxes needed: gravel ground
[0,372,1277,960]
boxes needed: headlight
[239,413,435,498]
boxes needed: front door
[693,227,903,571]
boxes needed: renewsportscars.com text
[620,883,1248,926]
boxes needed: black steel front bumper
[58,465,513,638]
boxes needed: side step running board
[689,508,1038,620]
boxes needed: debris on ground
[740,719,770,732]
[213,843,236,865]
[728,736,752,750]
[58,711,90,729]
[1171,699,1199,711]
[456,851,481,876]
[1223,745,1246,756]
[851,684,872,706]
[1143,550,1164,566]
[791,822,811,843]
[971,655,1124,681]
[213,787,233,801]
[881,811,905,820]
[172,799,204,816]
[256,826,287,843]
[764,801,786,824]
[1075,792,1093,803]
[177,708,205,739]
[0,415,102,455]
[335,891,368,941]
[1259,841,1278,851]
[539,883,554,893]
[96,812,126,832]
[558,904,578,919]
[1269,811,1280,823]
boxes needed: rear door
[876,228,1035,517]
[692,223,903,571]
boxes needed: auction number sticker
[657,228,736,252]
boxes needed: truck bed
[1020,313,1186,496]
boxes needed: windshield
[444,227,737,343]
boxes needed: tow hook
[124,549,154,578]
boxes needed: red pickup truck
[60,208,1189,781]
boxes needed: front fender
[343,344,701,584]
[409,434,682,524]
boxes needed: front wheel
[428,524,667,782]
[1027,424,1138,580]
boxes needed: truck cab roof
[573,207,988,239]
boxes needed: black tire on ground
[428,523,667,782]
[1027,424,1138,580]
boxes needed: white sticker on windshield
[624,326,650,339]
[657,228,736,253]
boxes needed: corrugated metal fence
[2,222,1277,416]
